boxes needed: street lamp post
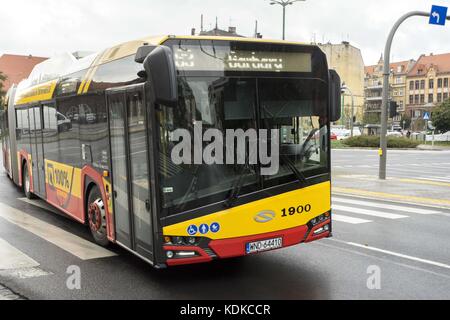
[379,11,450,180]
[269,0,306,40]
[342,83,355,137]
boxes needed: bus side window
[42,104,58,162]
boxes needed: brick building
[406,53,450,130]
[0,54,48,92]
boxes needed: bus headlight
[173,236,184,245]
[175,251,197,258]
[166,251,174,259]
[313,224,330,235]
[164,236,201,246]
[186,237,197,245]
[309,213,331,226]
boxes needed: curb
[332,147,448,151]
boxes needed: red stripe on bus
[304,219,331,243]
[164,246,213,266]
[45,183,84,223]
[209,225,309,259]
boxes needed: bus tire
[22,163,34,200]
[87,186,109,246]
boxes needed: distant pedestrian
[406,130,411,138]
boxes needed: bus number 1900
[281,204,311,217]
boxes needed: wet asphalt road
[1,150,450,300]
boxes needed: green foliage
[400,114,411,130]
[363,112,380,125]
[0,71,7,104]
[432,100,450,133]
[331,140,349,149]
[343,135,420,148]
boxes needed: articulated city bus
[0,35,341,267]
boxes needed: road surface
[1,149,450,299]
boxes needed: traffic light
[389,101,399,118]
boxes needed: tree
[0,71,6,100]
[363,112,380,125]
[432,100,450,133]
[400,114,411,130]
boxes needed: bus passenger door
[29,105,46,198]
[107,85,153,261]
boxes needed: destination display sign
[173,45,312,73]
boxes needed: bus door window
[109,95,131,247]
[127,90,152,253]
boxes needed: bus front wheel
[87,186,109,246]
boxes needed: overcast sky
[1,0,450,65]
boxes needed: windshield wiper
[280,154,309,186]
[175,166,201,212]
[224,158,253,208]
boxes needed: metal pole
[351,92,355,137]
[432,130,435,149]
[379,11,450,180]
[282,5,286,40]
[345,87,355,137]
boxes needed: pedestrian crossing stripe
[0,202,116,260]
[333,204,408,219]
[332,214,372,224]
[331,196,444,225]
[333,197,440,215]
[0,238,39,270]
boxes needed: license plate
[245,237,283,254]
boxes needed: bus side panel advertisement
[45,159,84,223]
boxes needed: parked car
[57,112,72,132]
[387,131,403,137]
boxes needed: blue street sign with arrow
[423,112,430,121]
[429,5,448,26]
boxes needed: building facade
[364,57,416,125]
[0,54,48,92]
[405,53,450,131]
[319,41,365,125]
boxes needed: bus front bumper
[163,218,331,267]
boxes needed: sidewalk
[417,144,450,151]
[332,174,450,209]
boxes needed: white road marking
[0,202,116,260]
[0,284,22,300]
[0,267,51,279]
[332,214,372,224]
[333,204,408,219]
[346,241,450,270]
[0,238,39,270]
[18,197,59,213]
[333,197,441,215]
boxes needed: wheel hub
[88,199,106,233]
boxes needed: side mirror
[329,69,341,122]
[135,45,157,63]
[143,46,178,106]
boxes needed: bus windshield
[157,41,329,215]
